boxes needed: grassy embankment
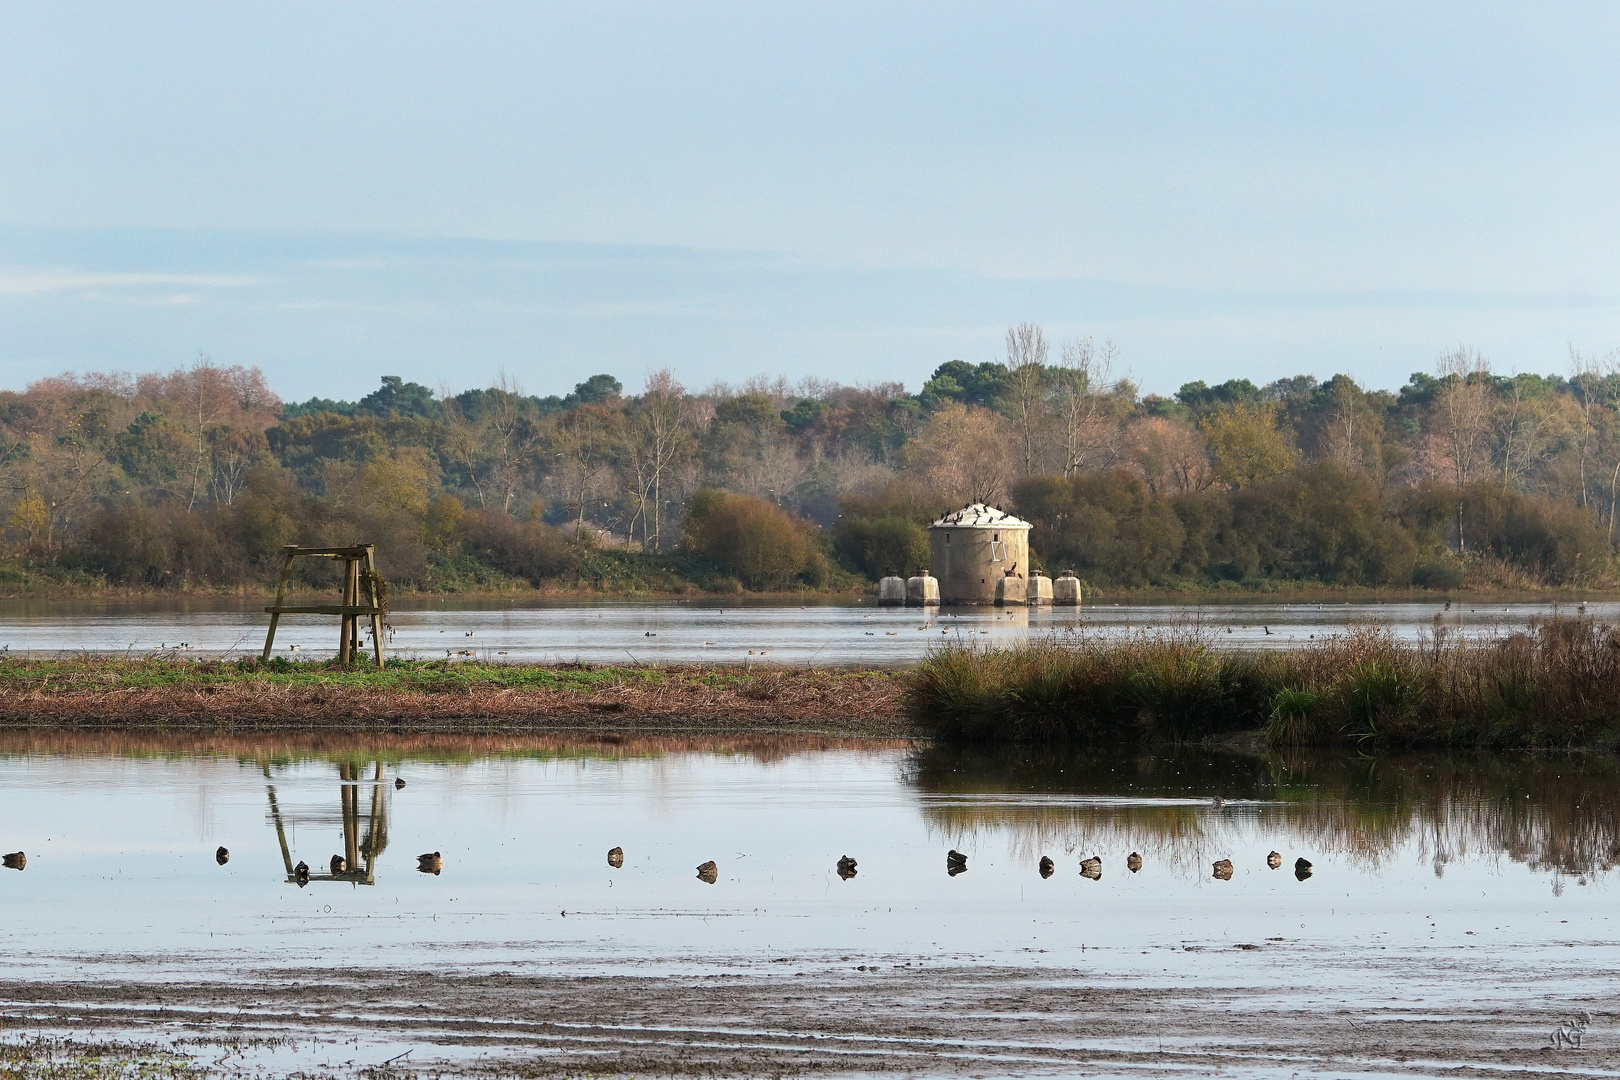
[0,656,909,736]
[911,616,1620,751]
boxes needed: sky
[1,2,1617,401]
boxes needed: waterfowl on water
[837,855,858,880]
[215,846,229,866]
[330,854,347,875]
[1211,858,1234,880]
[2,851,25,870]
[1079,856,1102,880]
[946,850,968,876]
[607,846,624,868]
[1039,856,1055,879]
[294,860,310,886]
[417,852,443,875]
[696,860,719,884]
[1267,851,1282,870]
[1126,852,1143,873]
[1295,857,1313,880]
[395,777,406,789]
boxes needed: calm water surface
[0,596,1610,663]
[1,735,1613,986]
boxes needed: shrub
[459,507,573,586]
[682,489,827,590]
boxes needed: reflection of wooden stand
[261,545,385,666]
[265,760,389,886]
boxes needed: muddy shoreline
[1,962,1608,1077]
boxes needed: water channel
[1,734,1615,1075]
[0,595,1608,663]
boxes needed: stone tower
[927,503,1032,604]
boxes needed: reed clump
[910,616,1620,750]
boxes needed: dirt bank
[0,660,914,737]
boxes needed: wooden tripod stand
[261,545,386,666]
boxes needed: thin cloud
[0,269,261,296]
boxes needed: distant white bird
[288,645,301,652]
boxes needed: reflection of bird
[2,851,25,871]
[330,854,347,875]
[837,855,858,880]
[1126,852,1143,873]
[1038,855,1055,879]
[294,860,310,886]
[1267,851,1282,870]
[1212,859,1233,880]
[215,846,230,866]
[607,846,624,868]
[1080,856,1102,880]
[696,860,719,884]
[417,851,443,875]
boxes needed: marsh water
[0,595,1611,663]
[2,734,1616,1074]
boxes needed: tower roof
[928,502,1031,529]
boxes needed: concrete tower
[927,503,1032,604]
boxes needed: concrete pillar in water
[1026,571,1053,605]
[1053,572,1082,606]
[906,571,940,606]
[878,576,907,606]
[994,575,1026,606]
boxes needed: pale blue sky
[2,3,1617,399]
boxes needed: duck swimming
[417,851,443,875]
[1038,855,1054,879]
[1267,851,1282,870]
[395,777,406,789]
[215,846,230,866]
[1079,856,1102,880]
[696,860,719,884]
[607,846,624,868]
[946,849,968,876]
[1212,858,1234,880]
[1126,852,1143,873]
[294,860,310,886]
[837,855,858,880]
[330,854,347,875]
[2,851,24,871]
[1294,857,1313,880]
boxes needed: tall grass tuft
[909,616,1620,750]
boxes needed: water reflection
[265,759,390,887]
[906,743,1620,879]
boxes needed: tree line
[2,327,1617,593]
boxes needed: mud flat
[1,957,1611,1078]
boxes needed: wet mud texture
[0,965,1610,1078]
[0,669,913,737]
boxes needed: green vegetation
[910,616,1620,750]
[6,331,1620,596]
